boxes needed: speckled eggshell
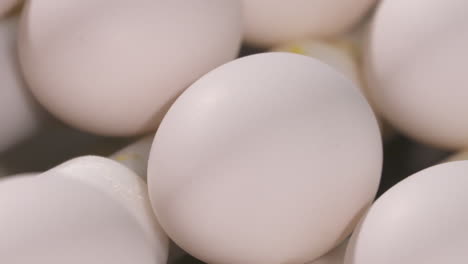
[18,0,242,136]
[242,0,376,47]
[345,161,468,264]
[365,0,468,149]
[148,53,382,264]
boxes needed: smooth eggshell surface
[18,0,242,136]
[0,16,42,153]
[148,53,382,264]
[345,161,468,264]
[365,0,468,149]
[0,176,159,264]
[44,156,169,263]
[242,0,376,47]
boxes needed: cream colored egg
[0,176,158,263]
[365,0,468,149]
[19,0,242,136]
[345,161,468,264]
[148,53,382,264]
[242,0,376,47]
[0,16,42,152]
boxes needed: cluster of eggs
[1,0,468,263]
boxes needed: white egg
[0,16,43,153]
[0,137,169,263]
[148,53,382,264]
[346,161,468,264]
[45,155,168,261]
[242,0,376,47]
[0,175,159,264]
[365,0,468,149]
[18,0,242,136]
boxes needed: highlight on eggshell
[18,0,243,136]
[148,52,383,264]
[242,0,377,47]
[0,175,161,264]
[365,0,468,149]
[0,15,43,153]
[345,161,468,264]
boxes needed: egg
[242,0,376,47]
[0,0,20,17]
[46,155,168,257]
[1,137,169,263]
[345,161,468,264]
[148,53,382,264]
[0,16,43,153]
[309,239,348,264]
[18,0,242,136]
[365,0,468,149]
[0,175,160,263]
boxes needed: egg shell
[345,161,468,264]
[18,0,242,136]
[148,52,382,264]
[0,175,158,263]
[242,0,376,47]
[0,16,42,153]
[44,155,168,262]
[365,0,468,149]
